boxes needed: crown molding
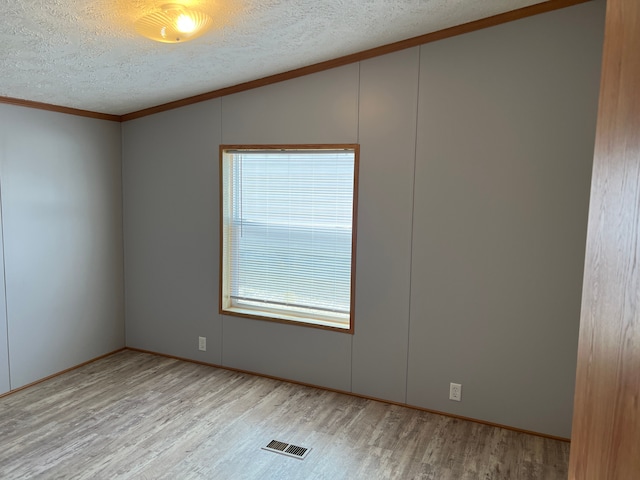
[0,0,591,123]
[0,96,121,122]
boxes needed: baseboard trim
[125,347,571,443]
[0,347,127,399]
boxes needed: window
[220,145,359,332]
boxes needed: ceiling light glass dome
[135,4,213,43]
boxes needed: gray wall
[122,1,605,438]
[0,104,125,391]
[407,4,605,436]
[123,100,222,363]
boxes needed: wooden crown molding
[0,96,122,122]
[121,0,591,121]
[0,0,590,123]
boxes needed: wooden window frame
[219,144,359,334]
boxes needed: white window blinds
[220,146,357,330]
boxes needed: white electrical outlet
[449,382,462,401]
[198,336,206,351]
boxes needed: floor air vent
[262,439,311,460]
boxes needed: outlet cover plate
[449,382,462,401]
[199,336,206,351]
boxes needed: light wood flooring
[0,350,569,479]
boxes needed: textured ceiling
[0,0,547,116]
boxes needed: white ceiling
[0,0,548,116]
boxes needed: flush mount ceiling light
[135,3,213,43]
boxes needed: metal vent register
[262,440,311,460]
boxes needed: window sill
[221,306,353,334]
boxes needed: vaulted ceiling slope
[1,0,581,117]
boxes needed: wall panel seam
[404,46,422,405]
[0,167,10,389]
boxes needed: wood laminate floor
[0,350,569,479]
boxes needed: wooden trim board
[121,0,590,121]
[0,348,127,399]
[1,0,590,122]
[0,346,571,442]
[126,347,571,443]
[218,144,359,334]
[0,96,121,122]
[568,0,640,477]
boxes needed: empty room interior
[1,0,638,478]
